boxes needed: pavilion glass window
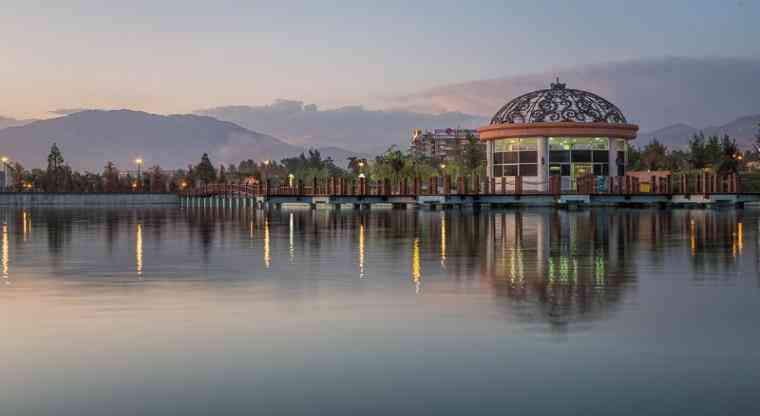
[548,137,610,176]
[493,138,538,177]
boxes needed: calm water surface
[1,206,759,415]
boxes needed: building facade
[478,81,638,192]
[410,128,482,162]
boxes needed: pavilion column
[609,139,622,177]
[537,137,548,192]
[486,140,494,178]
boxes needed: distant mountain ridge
[196,100,486,154]
[388,57,760,133]
[0,110,365,171]
[0,115,36,130]
[638,114,760,149]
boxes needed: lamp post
[1,157,8,190]
[135,158,144,192]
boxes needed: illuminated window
[493,138,538,177]
[548,137,611,176]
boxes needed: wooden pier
[179,173,758,209]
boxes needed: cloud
[385,56,760,132]
[197,101,486,154]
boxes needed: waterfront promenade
[179,174,758,209]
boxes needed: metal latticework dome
[490,80,627,125]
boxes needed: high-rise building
[409,128,481,161]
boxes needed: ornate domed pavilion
[478,80,638,192]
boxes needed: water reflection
[0,206,758,331]
[412,237,422,294]
[264,217,271,268]
[358,222,366,279]
[136,223,143,277]
[440,211,447,268]
[2,223,8,283]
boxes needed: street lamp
[288,173,295,188]
[0,157,8,190]
[134,158,144,191]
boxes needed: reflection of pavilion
[482,210,638,332]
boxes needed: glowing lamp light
[358,173,366,179]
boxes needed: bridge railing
[177,173,742,198]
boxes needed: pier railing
[179,173,742,198]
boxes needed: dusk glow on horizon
[1,0,757,119]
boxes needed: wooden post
[515,176,523,195]
[413,177,420,195]
[549,176,562,196]
[490,177,496,194]
[697,173,704,194]
[734,173,740,193]
[473,175,480,195]
[457,176,465,194]
[383,179,391,196]
[443,175,451,195]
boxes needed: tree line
[5,127,758,193]
[628,132,749,174]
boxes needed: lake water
[1,206,758,415]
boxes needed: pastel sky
[1,0,757,118]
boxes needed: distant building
[410,128,481,162]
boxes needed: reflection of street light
[358,161,365,168]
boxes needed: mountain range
[0,110,365,172]
[1,57,758,170]
[638,114,760,149]
[387,57,760,134]
[196,100,484,155]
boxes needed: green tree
[193,153,217,184]
[458,133,486,175]
[718,135,740,174]
[704,135,723,167]
[218,165,227,184]
[640,139,669,171]
[627,145,642,171]
[688,132,710,169]
[667,150,690,172]
[44,143,66,191]
[8,162,26,191]
[102,162,120,192]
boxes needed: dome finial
[551,77,566,90]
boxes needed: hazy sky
[1,0,757,118]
